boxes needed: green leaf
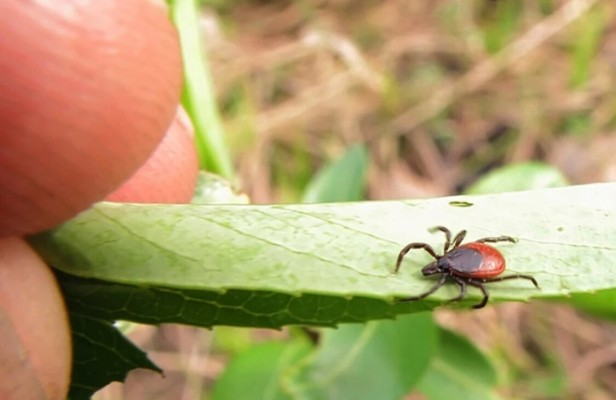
[66,312,161,400]
[417,328,499,400]
[465,162,568,195]
[302,144,369,203]
[211,339,312,400]
[55,271,402,328]
[287,313,437,400]
[29,183,616,326]
[569,289,616,321]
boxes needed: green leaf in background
[67,314,161,400]
[569,289,616,321]
[464,162,568,195]
[211,338,313,400]
[287,313,437,400]
[416,328,499,400]
[302,144,369,203]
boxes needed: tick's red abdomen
[453,242,506,278]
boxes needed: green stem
[169,0,234,179]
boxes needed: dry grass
[97,0,616,398]
[204,0,616,202]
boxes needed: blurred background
[98,0,616,398]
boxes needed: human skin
[0,1,199,398]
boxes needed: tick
[394,226,539,309]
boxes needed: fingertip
[0,238,71,399]
[105,107,200,204]
[0,0,182,236]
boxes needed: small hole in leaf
[448,201,474,208]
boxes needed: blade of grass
[569,6,608,89]
[169,0,234,178]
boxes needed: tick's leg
[394,242,438,273]
[467,279,490,309]
[483,274,540,289]
[475,235,517,244]
[446,276,468,303]
[431,226,452,253]
[451,230,467,250]
[399,274,447,302]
